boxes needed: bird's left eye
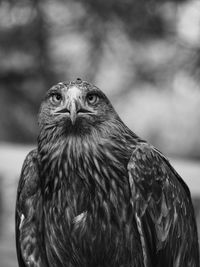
[87,94,99,105]
[50,93,62,104]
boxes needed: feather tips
[16,150,48,267]
[128,143,199,266]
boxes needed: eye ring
[50,93,62,105]
[87,94,99,105]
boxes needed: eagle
[16,78,199,267]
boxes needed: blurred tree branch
[0,0,200,151]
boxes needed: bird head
[38,78,120,137]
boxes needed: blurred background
[0,0,200,266]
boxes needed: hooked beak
[54,100,93,125]
[69,100,77,125]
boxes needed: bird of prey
[16,78,199,267]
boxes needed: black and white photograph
[0,0,200,266]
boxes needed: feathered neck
[37,119,139,188]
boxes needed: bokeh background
[0,0,200,266]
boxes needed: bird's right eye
[50,93,62,105]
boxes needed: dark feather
[16,79,199,267]
[128,143,199,266]
[15,149,48,267]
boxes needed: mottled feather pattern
[38,125,144,267]
[128,143,199,266]
[16,79,199,267]
[16,150,48,267]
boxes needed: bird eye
[50,93,62,104]
[87,94,99,105]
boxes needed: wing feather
[15,149,48,267]
[128,143,199,267]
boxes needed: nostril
[55,108,70,114]
[77,108,92,114]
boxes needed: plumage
[16,78,199,267]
